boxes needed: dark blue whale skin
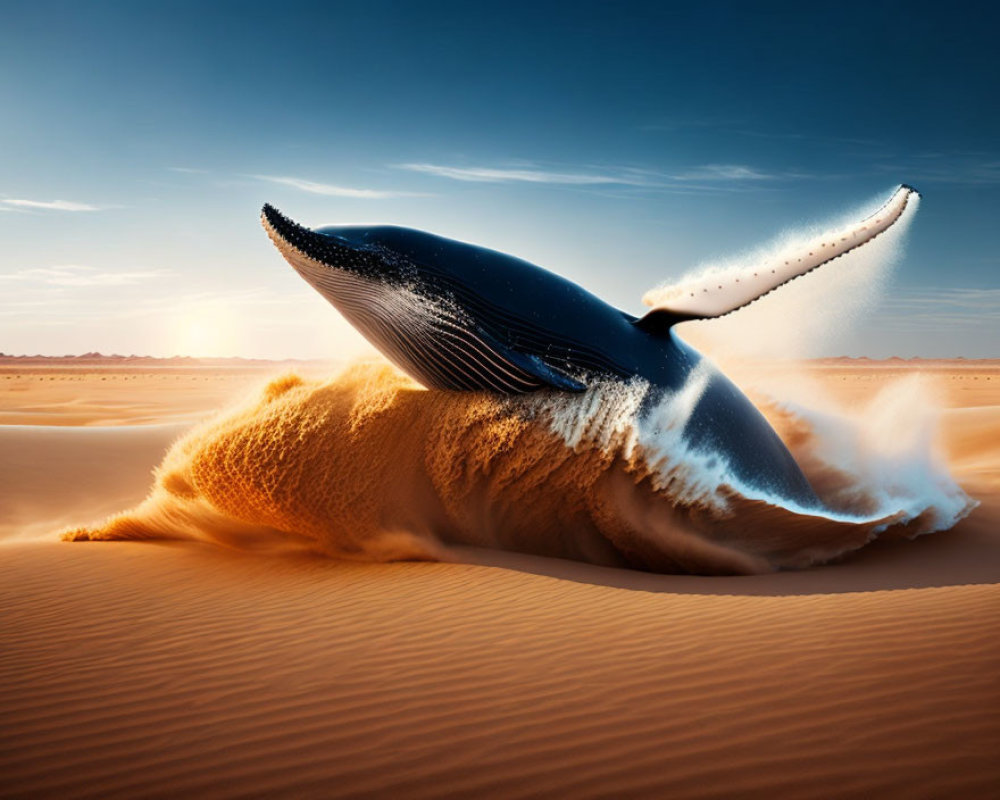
[262,205,819,507]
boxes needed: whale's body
[262,186,918,508]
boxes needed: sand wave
[63,359,975,575]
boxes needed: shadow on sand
[454,491,999,597]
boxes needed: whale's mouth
[262,204,388,331]
[261,204,393,318]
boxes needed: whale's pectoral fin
[501,348,588,392]
[468,325,587,392]
[635,184,919,332]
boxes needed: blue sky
[1,0,997,358]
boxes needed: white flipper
[639,184,919,324]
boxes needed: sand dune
[0,424,185,540]
[1,358,998,798]
[0,357,334,426]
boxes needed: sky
[1,0,998,359]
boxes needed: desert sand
[1,357,998,799]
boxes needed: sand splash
[64,358,974,575]
[657,188,919,367]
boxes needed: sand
[1,358,998,799]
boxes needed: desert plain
[1,354,998,799]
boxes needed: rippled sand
[1,357,998,798]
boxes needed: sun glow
[168,301,241,357]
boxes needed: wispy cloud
[168,166,209,174]
[671,164,773,181]
[2,198,102,212]
[251,175,424,199]
[875,155,1000,186]
[394,161,785,194]
[395,162,653,186]
[877,287,1000,330]
[734,130,885,149]
[0,265,172,286]
[0,285,268,322]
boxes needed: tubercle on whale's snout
[261,203,369,272]
[261,203,315,251]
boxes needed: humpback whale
[262,185,919,508]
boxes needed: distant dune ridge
[64,359,973,574]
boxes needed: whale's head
[261,204,415,288]
[261,204,558,392]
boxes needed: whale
[261,184,919,508]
